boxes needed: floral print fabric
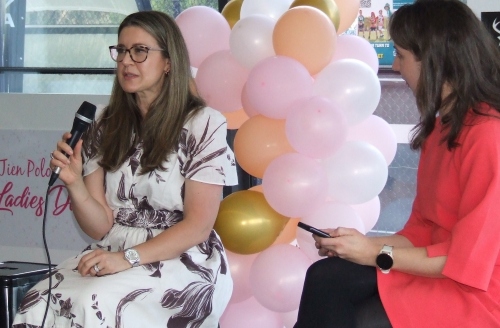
[13,107,238,328]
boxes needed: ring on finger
[50,152,54,159]
[94,264,100,273]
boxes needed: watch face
[126,249,139,262]
[376,253,393,270]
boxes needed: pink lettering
[4,185,44,216]
[0,159,5,176]
[27,158,51,178]
[0,182,14,214]
[0,159,25,177]
[50,185,72,216]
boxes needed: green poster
[343,0,414,67]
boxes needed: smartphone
[297,222,332,238]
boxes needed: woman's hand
[49,132,84,186]
[77,249,131,277]
[313,227,380,266]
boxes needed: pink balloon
[175,6,230,68]
[331,35,379,73]
[347,115,397,165]
[297,202,365,261]
[262,153,328,217]
[245,56,314,119]
[250,244,311,312]
[303,202,365,233]
[350,196,381,232]
[220,297,283,328]
[285,96,348,159]
[226,251,258,304]
[241,82,260,117]
[195,50,249,113]
[313,59,381,125]
[296,227,323,262]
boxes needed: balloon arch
[175,0,397,326]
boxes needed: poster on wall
[343,0,414,67]
[481,12,500,47]
[344,0,467,68]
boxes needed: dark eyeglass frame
[109,45,165,63]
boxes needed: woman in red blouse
[294,0,500,327]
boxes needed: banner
[0,93,109,263]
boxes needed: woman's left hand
[77,249,131,277]
[313,227,380,266]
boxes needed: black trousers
[294,257,391,328]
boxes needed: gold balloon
[289,0,340,31]
[221,0,243,29]
[214,190,289,254]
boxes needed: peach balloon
[289,0,340,31]
[234,115,295,178]
[224,108,250,130]
[335,0,361,34]
[273,217,300,245]
[249,184,264,193]
[273,6,337,75]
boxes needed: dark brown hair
[389,0,500,150]
[87,11,205,174]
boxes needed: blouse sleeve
[81,120,102,177]
[437,119,500,291]
[180,107,238,186]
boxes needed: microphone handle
[48,129,85,186]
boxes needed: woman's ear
[164,59,171,75]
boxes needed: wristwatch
[124,248,141,267]
[376,245,394,274]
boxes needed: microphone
[48,101,97,186]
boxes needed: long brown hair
[87,11,205,174]
[389,0,500,150]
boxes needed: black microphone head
[75,101,97,123]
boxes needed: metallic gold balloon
[214,190,289,254]
[221,0,243,29]
[289,0,340,31]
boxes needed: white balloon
[322,141,388,204]
[313,59,381,125]
[230,15,276,69]
[280,309,299,328]
[240,0,294,21]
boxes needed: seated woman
[14,10,237,328]
[294,0,500,327]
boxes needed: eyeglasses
[109,45,165,63]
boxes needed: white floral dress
[13,107,238,328]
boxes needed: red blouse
[378,106,500,327]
